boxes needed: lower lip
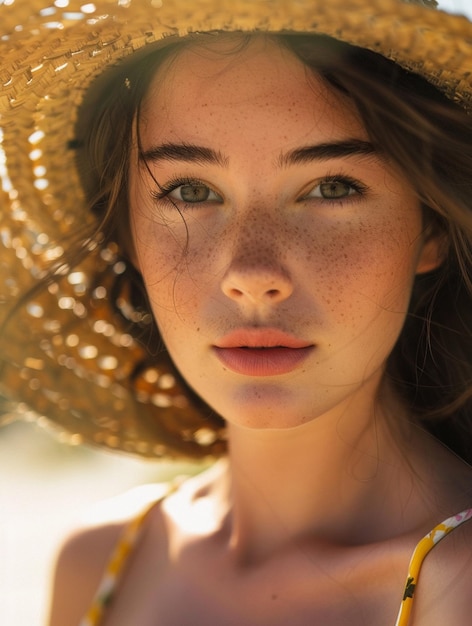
[212,346,314,376]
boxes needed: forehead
[140,36,368,147]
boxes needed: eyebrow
[140,143,229,167]
[140,139,375,168]
[277,139,376,167]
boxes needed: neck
[224,393,421,564]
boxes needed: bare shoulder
[47,483,171,626]
[412,511,472,625]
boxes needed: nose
[221,259,293,308]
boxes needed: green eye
[318,181,354,199]
[153,178,223,207]
[304,177,366,201]
[177,183,213,202]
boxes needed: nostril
[226,285,282,299]
[228,287,244,298]
[221,268,293,306]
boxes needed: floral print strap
[80,496,472,626]
[395,508,472,626]
[79,483,176,626]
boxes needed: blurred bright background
[0,420,202,625]
[1,1,471,625]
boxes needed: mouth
[213,328,314,376]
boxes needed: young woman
[0,1,471,625]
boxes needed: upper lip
[214,328,313,349]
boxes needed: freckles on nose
[220,227,293,306]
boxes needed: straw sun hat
[1,0,471,460]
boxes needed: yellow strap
[395,509,472,626]
[79,483,177,626]
[80,498,472,626]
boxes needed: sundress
[78,492,472,626]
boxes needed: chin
[206,382,318,430]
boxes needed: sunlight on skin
[162,462,229,536]
[81,484,173,526]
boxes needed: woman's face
[129,37,440,429]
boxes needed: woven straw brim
[1,0,472,459]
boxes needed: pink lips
[213,328,314,376]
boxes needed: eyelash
[151,177,221,205]
[300,175,369,202]
[150,174,369,206]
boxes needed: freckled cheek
[132,215,218,321]
[305,221,422,312]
